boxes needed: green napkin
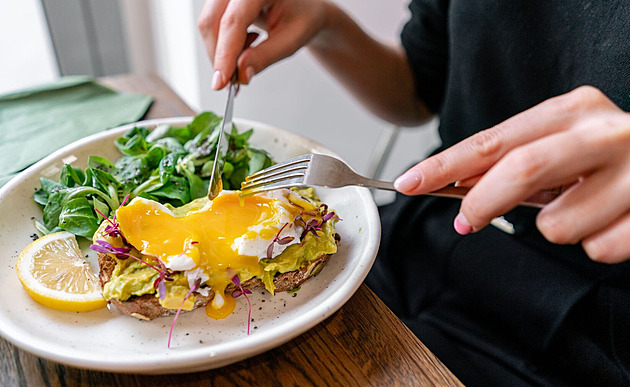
[0,76,153,187]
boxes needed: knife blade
[207,73,238,200]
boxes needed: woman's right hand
[198,0,332,90]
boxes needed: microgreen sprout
[93,194,130,237]
[93,207,120,237]
[167,277,202,348]
[266,222,295,259]
[230,272,253,335]
[300,218,323,241]
[90,240,131,259]
[322,211,338,223]
[91,240,158,269]
[153,259,175,300]
[318,204,341,222]
[294,205,341,244]
[89,240,174,299]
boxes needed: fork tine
[241,169,306,188]
[244,163,308,185]
[239,154,315,196]
[245,154,312,181]
[240,176,307,196]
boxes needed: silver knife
[207,72,238,200]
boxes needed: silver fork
[240,153,557,208]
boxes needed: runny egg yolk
[115,191,303,317]
[206,292,237,319]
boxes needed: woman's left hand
[394,86,630,263]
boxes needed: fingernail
[245,66,255,84]
[394,171,422,192]
[212,70,223,90]
[454,212,472,235]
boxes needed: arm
[307,6,431,126]
[198,0,431,126]
[394,86,630,263]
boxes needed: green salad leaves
[34,112,274,239]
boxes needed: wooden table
[0,73,463,387]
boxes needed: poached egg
[115,189,313,318]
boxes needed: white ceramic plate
[0,117,380,374]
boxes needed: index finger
[198,0,230,63]
[212,0,265,89]
[393,91,588,195]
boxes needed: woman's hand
[394,86,630,263]
[198,0,330,89]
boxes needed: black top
[401,0,630,147]
[365,1,630,386]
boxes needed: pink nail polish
[394,171,422,192]
[454,212,472,235]
[212,70,223,90]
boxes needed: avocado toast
[92,188,340,321]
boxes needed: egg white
[232,190,303,259]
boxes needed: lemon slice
[16,231,106,312]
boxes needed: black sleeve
[400,0,450,113]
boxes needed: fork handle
[357,176,471,199]
[356,177,555,209]
[355,177,397,191]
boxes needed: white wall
[0,0,59,94]
[148,0,203,112]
